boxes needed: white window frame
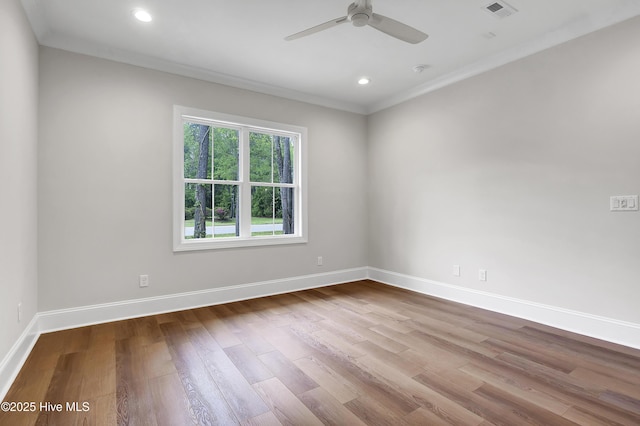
[173,105,308,251]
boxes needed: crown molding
[21,1,640,116]
[39,33,368,115]
[367,4,640,114]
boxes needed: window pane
[213,127,239,181]
[213,184,239,238]
[250,186,294,236]
[250,132,273,183]
[184,123,212,179]
[272,136,295,184]
[276,186,295,235]
[185,183,212,239]
[251,186,275,236]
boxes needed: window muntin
[174,106,307,250]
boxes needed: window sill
[173,235,308,251]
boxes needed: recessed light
[133,9,152,23]
[358,77,370,85]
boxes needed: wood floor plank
[482,336,577,374]
[233,327,277,356]
[192,306,242,348]
[241,411,283,426]
[81,343,116,401]
[354,353,486,424]
[148,373,196,426]
[60,326,93,354]
[344,394,411,426]
[342,322,409,354]
[570,366,640,400]
[274,293,328,323]
[562,405,629,426]
[298,387,368,426]
[473,382,580,425]
[414,370,548,426]
[35,351,88,425]
[459,362,571,415]
[131,315,165,346]
[88,321,117,349]
[408,326,499,359]
[366,314,414,334]
[85,391,118,426]
[142,341,178,379]
[289,324,421,418]
[520,325,640,372]
[159,321,238,425]
[197,345,270,421]
[290,290,340,312]
[396,344,469,373]
[258,350,319,395]
[224,344,274,384]
[3,280,639,425]
[292,356,360,404]
[115,338,159,426]
[251,322,312,361]
[317,318,367,345]
[403,407,453,426]
[312,328,368,359]
[598,389,640,416]
[354,340,424,378]
[252,377,323,426]
[469,348,640,425]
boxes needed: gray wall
[10,7,640,348]
[0,0,39,360]
[368,16,640,323]
[38,47,368,311]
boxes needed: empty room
[1,0,640,424]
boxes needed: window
[173,106,307,251]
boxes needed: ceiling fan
[285,0,428,44]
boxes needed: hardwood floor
[2,280,639,425]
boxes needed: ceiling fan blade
[285,16,348,41]
[369,13,428,44]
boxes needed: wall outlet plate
[610,195,638,211]
[139,274,149,287]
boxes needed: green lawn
[184,217,282,227]
[211,231,284,238]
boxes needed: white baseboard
[0,315,40,401]
[37,267,368,333]
[0,267,367,401]
[367,267,640,350]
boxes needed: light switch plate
[610,195,638,211]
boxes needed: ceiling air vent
[483,1,518,19]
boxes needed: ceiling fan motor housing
[348,3,372,27]
[285,0,428,44]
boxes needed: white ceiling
[21,0,640,114]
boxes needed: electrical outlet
[453,265,461,276]
[610,195,639,211]
[479,269,487,281]
[139,274,149,288]
[18,302,22,322]
[317,256,323,266]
